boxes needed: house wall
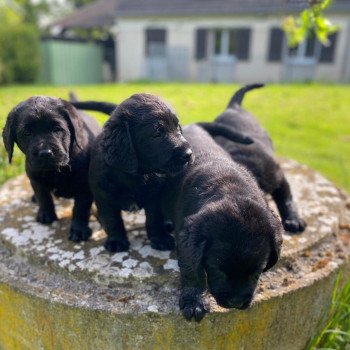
[115,14,350,83]
[315,16,350,82]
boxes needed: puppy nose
[182,149,192,161]
[38,149,54,159]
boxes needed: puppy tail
[197,122,253,145]
[70,101,117,115]
[69,91,79,102]
[227,83,264,109]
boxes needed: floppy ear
[102,119,138,173]
[264,224,283,272]
[2,108,18,163]
[60,101,85,149]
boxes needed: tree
[0,0,40,84]
[283,0,339,47]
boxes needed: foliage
[0,0,23,24]
[0,23,40,84]
[308,275,350,349]
[283,0,339,47]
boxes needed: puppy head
[101,93,192,174]
[2,96,83,171]
[185,199,282,310]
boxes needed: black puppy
[159,125,283,321]
[208,84,306,233]
[88,93,193,253]
[72,95,253,253]
[2,95,101,242]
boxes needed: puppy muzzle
[212,290,253,310]
[30,148,69,171]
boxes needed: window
[288,33,317,60]
[268,28,338,64]
[212,28,250,60]
[145,29,166,57]
[195,28,250,61]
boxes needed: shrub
[0,23,40,84]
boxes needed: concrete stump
[0,159,349,350]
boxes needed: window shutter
[268,28,284,62]
[237,28,250,60]
[319,33,337,63]
[195,28,207,60]
[145,29,166,56]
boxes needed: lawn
[0,82,349,349]
[1,83,350,193]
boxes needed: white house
[53,0,350,83]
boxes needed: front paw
[179,288,208,322]
[69,222,92,242]
[283,216,307,233]
[104,238,130,253]
[150,234,175,251]
[36,209,57,224]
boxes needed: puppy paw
[69,223,92,242]
[283,217,307,233]
[150,234,175,251]
[36,209,57,224]
[179,288,208,322]
[104,239,130,253]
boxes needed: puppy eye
[153,126,164,138]
[23,130,31,137]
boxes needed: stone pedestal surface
[0,160,349,350]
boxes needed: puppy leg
[30,180,58,224]
[272,175,306,233]
[144,204,174,251]
[69,191,93,242]
[177,233,208,322]
[95,199,129,252]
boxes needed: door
[283,34,320,81]
[209,29,236,82]
[145,28,167,81]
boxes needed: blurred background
[0,0,349,85]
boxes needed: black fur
[89,93,194,253]
[159,125,283,321]
[2,95,101,242]
[71,100,254,146]
[209,84,306,233]
[71,100,117,115]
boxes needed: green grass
[0,82,349,347]
[308,275,350,349]
[1,82,350,192]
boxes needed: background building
[51,0,350,83]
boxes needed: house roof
[51,0,350,29]
[117,0,305,17]
[51,0,118,28]
[117,0,350,17]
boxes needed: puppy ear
[264,223,283,272]
[102,119,138,173]
[2,107,18,163]
[60,101,85,149]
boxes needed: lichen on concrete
[0,159,349,350]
